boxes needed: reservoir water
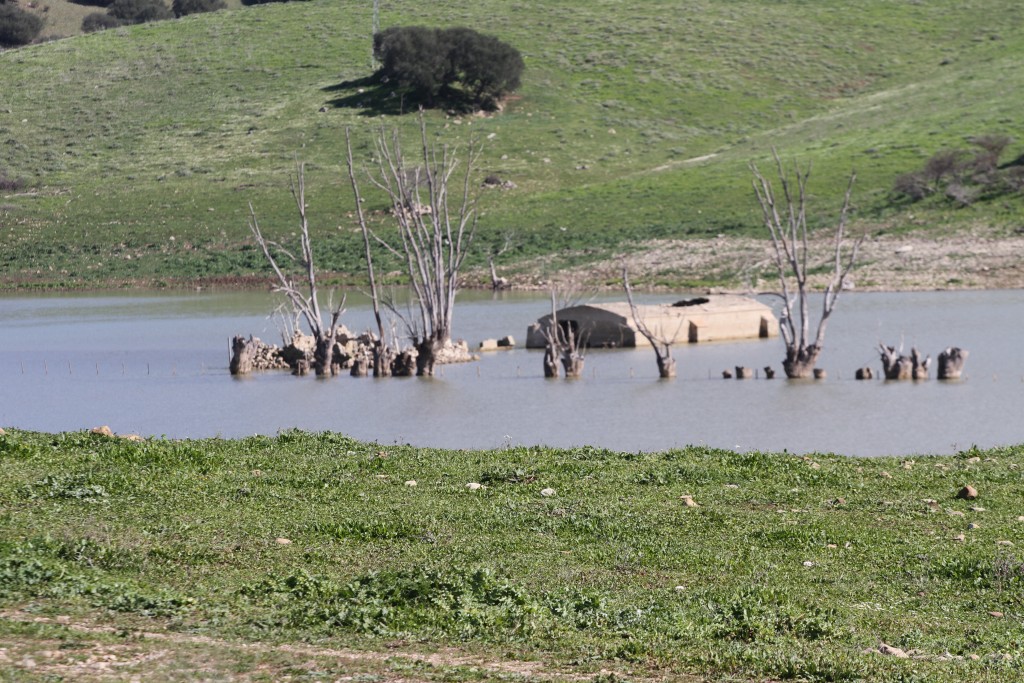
[1,289,1022,457]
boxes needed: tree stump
[735,366,753,379]
[229,335,258,376]
[938,347,968,379]
[350,356,370,377]
[392,351,416,377]
[813,368,827,380]
[855,366,873,380]
[763,366,776,379]
[879,344,930,380]
[657,356,677,379]
[293,358,310,376]
[543,346,559,378]
[561,350,584,378]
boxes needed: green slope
[1,0,1023,287]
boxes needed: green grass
[2,0,1024,288]
[2,428,1024,681]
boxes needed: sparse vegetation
[107,0,173,24]
[172,0,225,17]
[893,134,1023,207]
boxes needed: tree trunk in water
[350,355,370,377]
[415,339,439,377]
[938,347,968,379]
[229,336,258,376]
[293,358,310,376]
[373,342,393,378]
[657,355,677,379]
[313,336,339,377]
[561,350,584,378]
[782,345,821,379]
[392,351,416,377]
[879,344,930,380]
[543,345,559,378]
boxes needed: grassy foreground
[1,429,1023,681]
[3,0,1024,288]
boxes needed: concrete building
[525,295,779,348]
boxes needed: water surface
[1,289,1021,456]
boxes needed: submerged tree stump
[855,366,874,380]
[543,346,560,378]
[879,344,930,380]
[229,336,258,376]
[392,351,416,377]
[938,347,969,380]
[735,366,753,379]
[763,366,776,379]
[657,356,677,379]
[561,350,584,378]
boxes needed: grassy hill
[2,0,1024,288]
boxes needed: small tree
[247,162,346,377]
[751,150,862,379]
[173,0,225,17]
[539,290,585,379]
[346,114,480,376]
[0,3,43,47]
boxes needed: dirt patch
[0,610,672,682]
[489,227,1024,293]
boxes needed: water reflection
[1,289,1022,456]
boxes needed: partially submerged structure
[525,295,779,349]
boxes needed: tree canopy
[373,26,523,111]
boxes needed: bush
[82,12,122,32]
[69,0,116,7]
[892,134,1021,206]
[108,0,173,24]
[240,0,310,4]
[0,3,43,47]
[373,26,524,111]
[172,0,225,16]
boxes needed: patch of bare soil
[489,228,1024,293]
[0,610,679,683]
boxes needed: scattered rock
[969,506,985,512]
[674,585,686,592]
[404,480,417,487]
[997,540,1014,546]
[802,561,814,567]
[466,482,483,491]
[90,425,114,437]
[121,434,144,442]
[831,497,847,507]
[0,428,5,436]
[968,523,981,530]
[966,456,981,464]
[968,654,981,661]
[956,485,979,500]
[251,469,262,477]
[948,510,966,517]
[989,611,1004,618]
[952,533,965,542]
[1017,516,1024,522]
[827,543,838,549]
[497,336,516,347]
[877,643,910,658]
[540,487,556,497]
[479,339,499,351]
[680,495,699,508]
[880,471,893,479]
[724,483,739,489]
[275,537,292,545]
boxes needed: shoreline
[2,230,1023,295]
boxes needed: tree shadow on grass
[322,77,483,117]
[322,76,415,117]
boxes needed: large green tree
[373,26,523,111]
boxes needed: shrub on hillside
[0,168,25,191]
[172,0,225,17]
[82,11,122,32]
[108,0,173,24]
[69,0,116,7]
[892,135,1021,207]
[0,3,43,47]
[373,26,523,112]
[240,0,311,4]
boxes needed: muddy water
[1,289,1022,456]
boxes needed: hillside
[1,0,1024,288]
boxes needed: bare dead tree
[348,114,480,376]
[937,347,969,380]
[247,162,346,377]
[345,128,396,377]
[751,150,863,379]
[622,266,676,378]
[539,290,586,378]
